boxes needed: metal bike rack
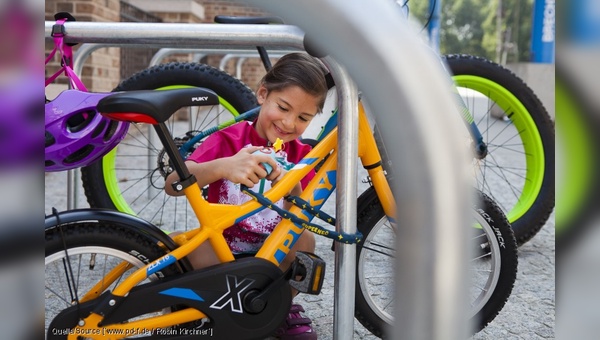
[217,52,287,77]
[45,20,359,339]
[60,45,293,208]
[149,48,206,66]
[244,1,471,339]
[149,48,296,70]
[58,38,299,210]
[67,45,291,204]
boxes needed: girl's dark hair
[259,53,329,112]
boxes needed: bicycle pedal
[289,251,326,295]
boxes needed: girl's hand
[267,166,285,184]
[224,146,279,188]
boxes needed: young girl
[165,52,328,339]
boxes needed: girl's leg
[281,230,317,296]
[170,231,220,270]
[277,231,318,339]
[281,231,316,271]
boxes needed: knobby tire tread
[353,188,518,337]
[445,54,555,246]
[45,221,179,276]
[472,191,518,333]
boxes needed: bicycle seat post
[97,88,222,193]
[152,123,196,192]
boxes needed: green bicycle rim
[554,80,591,233]
[453,75,545,224]
[102,85,240,215]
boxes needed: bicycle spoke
[362,243,395,258]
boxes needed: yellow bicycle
[45,86,517,338]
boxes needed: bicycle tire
[445,54,555,246]
[81,62,258,231]
[555,69,599,251]
[353,188,518,337]
[45,221,182,339]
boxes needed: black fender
[45,208,193,272]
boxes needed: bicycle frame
[70,99,395,336]
[45,18,87,91]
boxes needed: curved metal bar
[235,57,247,79]
[45,21,306,50]
[321,56,359,339]
[149,48,206,66]
[216,52,287,71]
[245,1,471,339]
[71,43,105,78]
[49,23,306,210]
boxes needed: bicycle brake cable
[51,208,82,316]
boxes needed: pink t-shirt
[187,121,314,254]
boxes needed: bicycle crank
[47,258,291,339]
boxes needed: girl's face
[255,85,320,144]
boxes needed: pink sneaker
[274,304,317,339]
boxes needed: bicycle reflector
[289,251,326,295]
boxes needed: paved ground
[293,198,555,340]
[45,169,555,339]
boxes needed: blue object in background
[530,0,555,63]
[568,0,600,44]
[428,0,441,53]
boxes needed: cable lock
[240,186,362,244]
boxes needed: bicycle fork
[451,87,488,159]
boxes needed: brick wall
[200,1,273,90]
[201,0,267,19]
[151,12,203,23]
[119,2,162,80]
[45,0,121,92]
[141,0,276,91]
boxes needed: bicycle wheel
[45,220,182,339]
[354,188,518,337]
[555,69,599,250]
[81,62,258,231]
[445,54,555,246]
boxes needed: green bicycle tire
[445,54,555,246]
[555,70,599,249]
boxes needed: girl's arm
[285,182,303,210]
[165,146,280,196]
[269,169,302,209]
